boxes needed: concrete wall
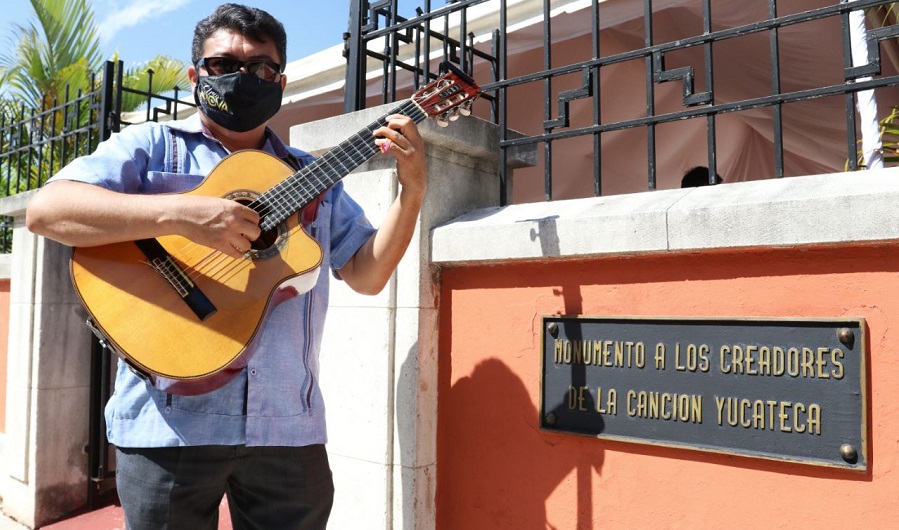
[0,193,92,528]
[430,169,899,529]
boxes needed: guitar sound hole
[251,228,278,251]
[233,197,279,253]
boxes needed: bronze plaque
[540,316,867,470]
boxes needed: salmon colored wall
[0,278,9,433]
[437,244,899,529]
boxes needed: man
[25,4,426,528]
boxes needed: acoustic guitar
[71,62,481,395]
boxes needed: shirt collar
[166,113,290,158]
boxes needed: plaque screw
[840,443,858,464]
[547,322,559,338]
[545,412,557,426]
[837,328,855,347]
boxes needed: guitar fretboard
[253,99,427,232]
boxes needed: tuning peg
[448,107,461,121]
[436,114,450,127]
[459,100,473,116]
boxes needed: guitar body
[71,150,323,391]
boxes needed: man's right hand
[174,195,261,258]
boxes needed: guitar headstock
[413,62,482,127]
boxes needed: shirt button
[250,369,257,376]
[165,406,172,413]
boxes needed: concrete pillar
[0,192,92,528]
[290,106,533,529]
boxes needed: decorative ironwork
[652,52,712,107]
[344,0,899,203]
[0,60,195,254]
[544,68,594,130]
[846,23,899,79]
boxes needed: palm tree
[0,0,188,110]
[0,0,190,197]
[0,0,103,107]
[0,0,188,111]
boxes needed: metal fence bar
[769,0,785,178]
[499,1,509,202]
[542,0,553,200]
[591,0,601,197]
[645,0,657,190]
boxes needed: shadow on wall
[436,212,605,528]
[439,358,605,529]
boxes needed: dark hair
[192,3,287,68]
[680,166,723,188]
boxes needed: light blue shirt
[50,114,376,447]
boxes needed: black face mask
[194,72,283,132]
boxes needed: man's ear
[188,65,199,91]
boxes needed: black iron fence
[0,61,194,251]
[344,0,899,203]
[0,63,106,253]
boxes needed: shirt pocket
[143,171,205,194]
[170,371,247,416]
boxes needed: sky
[0,0,351,69]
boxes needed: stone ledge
[0,190,36,218]
[431,167,899,265]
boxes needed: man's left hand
[375,115,427,198]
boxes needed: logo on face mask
[197,84,230,114]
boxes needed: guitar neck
[255,99,427,232]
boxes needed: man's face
[189,28,286,92]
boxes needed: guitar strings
[170,226,278,286]
[258,100,422,227]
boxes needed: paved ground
[1,499,232,529]
[0,504,123,530]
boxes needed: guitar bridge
[134,238,218,321]
[150,255,194,297]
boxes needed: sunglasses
[196,56,283,82]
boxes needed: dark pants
[115,444,334,530]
